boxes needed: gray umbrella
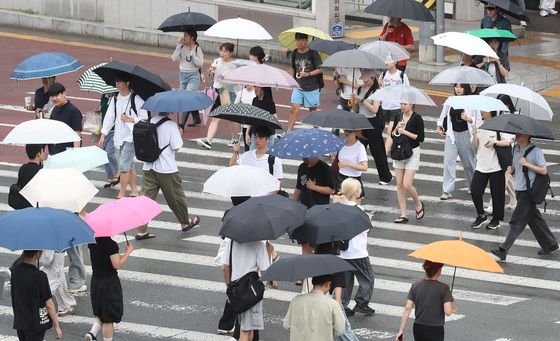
[370,84,437,106]
[261,254,355,282]
[479,114,555,140]
[429,66,496,87]
[302,109,373,130]
[321,49,385,69]
[308,39,355,55]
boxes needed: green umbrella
[77,63,118,94]
[465,29,517,41]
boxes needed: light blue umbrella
[444,95,508,112]
[11,52,83,80]
[269,129,344,159]
[141,89,213,113]
[44,146,108,173]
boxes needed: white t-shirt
[475,128,513,173]
[339,67,364,100]
[212,58,239,92]
[101,93,148,149]
[238,149,283,179]
[338,141,368,177]
[142,115,184,174]
[235,88,256,105]
[338,200,370,260]
[380,69,410,110]
[221,239,270,281]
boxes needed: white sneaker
[378,177,392,186]
[68,284,87,293]
[58,307,75,316]
[217,328,234,335]
[548,9,558,15]
[520,20,527,27]
[440,192,452,200]
[196,138,212,150]
[540,9,549,16]
[227,139,239,147]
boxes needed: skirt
[91,274,124,323]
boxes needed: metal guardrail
[238,0,312,10]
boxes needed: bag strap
[228,240,233,283]
[268,155,275,175]
[522,145,537,191]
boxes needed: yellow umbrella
[278,27,333,52]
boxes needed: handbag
[494,132,513,171]
[331,155,340,178]
[226,243,265,314]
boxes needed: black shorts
[91,274,124,323]
[382,108,400,124]
[336,173,365,198]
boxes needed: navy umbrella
[269,129,344,159]
[141,90,213,113]
[308,39,355,55]
[158,10,216,32]
[479,114,555,140]
[302,109,374,130]
[11,52,83,80]
[261,254,355,282]
[364,0,434,22]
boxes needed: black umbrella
[480,0,529,22]
[364,0,434,22]
[308,39,355,55]
[261,254,355,282]
[157,10,217,32]
[479,114,555,140]
[302,109,373,130]
[220,195,307,243]
[93,61,171,100]
[209,104,283,130]
[291,203,371,246]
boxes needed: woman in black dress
[85,238,133,341]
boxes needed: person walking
[334,130,368,205]
[437,84,479,200]
[287,32,323,132]
[172,29,204,128]
[46,82,82,155]
[386,103,425,224]
[10,250,62,341]
[41,251,77,317]
[24,76,55,115]
[351,69,393,185]
[491,134,559,261]
[293,157,335,208]
[480,4,512,55]
[136,112,200,240]
[85,237,134,341]
[98,92,120,188]
[395,260,456,341]
[379,17,414,72]
[539,0,558,17]
[470,111,512,230]
[472,38,510,85]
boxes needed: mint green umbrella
[465,29,517,41]
[44,146,108,173]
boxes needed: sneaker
[440,192,452,200]
[68,284,87,293]
[217,328,234,335]
[196,138,212,150]
[486,220,500,230]
[344,307,355,317]
[227,139,239,147]
[538,243,559,255]
[84,332,97,341]
[484,205,493,215]
[58,307,75,316]
[353,303,375,316]
[540,9,549,16]
[491,247,507,261]
[548,8,558,15]
[379,177,392,186]
[520,20,527,27]
[471,215,487,229]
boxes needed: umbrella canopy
[429,66,496,86]
[10,52,83,80]
[308,39,355,55]
[77,63,118,94]
[291,203,371,246]
[2,118,81,145]
[358,41,410,62]
[269,129,344,159]
[364,0,434,21]
[432,32,498,59]
[465,28,517,41]
[480,84,553,121]
[141,90,213,113]
[219,195,307,243]
[479,114,555,140]
[20,168,98,212]
[0,207,94,252]
[203,165,280,197]
[320,50,386,69]
[43,146,109,173]
[93,61,172,100]
[278,27,333,51]
[209,104,282,130]
[157,10,216,32]
[370,84,437,106]
[83,196,163,237]
[261,254,355,282]
[205,17,272,40]
[302,109,374,130]
[222,64,299,89]
[444,95,508,112]
[479,0,529,22]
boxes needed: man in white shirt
[98,72,148,199]
[136,112,200,240]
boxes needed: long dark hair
[185,29,199,47]
[454,83,472,96]
[363,77,380,99]
[249,46,266,64]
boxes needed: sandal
[103,176,120,188]
[135,233,156,240]
[416,202,425,220]
[181,216,201,232]
[394,216,409,224]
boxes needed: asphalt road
[1,28,560,341]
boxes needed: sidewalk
[1,8,559,95]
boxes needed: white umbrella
[431,32,498,59]
[204,17,273,40]
[203,165,280,197]
[222,64,300,89]
[444,95,508,112]
[20,168,98,212]
[370,84,437,106]
[358,41,410,62]
[3,118,81,145]
[480,84,553,121]
[429,66,496,86]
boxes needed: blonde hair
[339,178,361,199]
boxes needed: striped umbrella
[77,63,118,94]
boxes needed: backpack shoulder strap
[130,92,138,116]
[522,145,537,191]
[399,70,405,83]
[228,240,233,282]
[154,116,170,128]
[291,50,296,67]
[268,155,275,175]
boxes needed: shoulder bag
[226,242,265,314]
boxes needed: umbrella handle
[124,232,129,244]
[450,266,457,292]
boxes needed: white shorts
[393,147,420,171]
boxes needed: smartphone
[397,333,403,341]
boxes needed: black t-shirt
[10,262,53,332]
[449,107,468,132]
[34,87,49,110]
[252,97,276,115]
[49,101,82,155]
[89,237,119,276]
[292,49,322,91]
[17,162,42,188]
[329,271,347,295]
[295,160,335,208]
[408,279,453,327]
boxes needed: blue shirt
[513,143,547,191]
[480,15,512,55]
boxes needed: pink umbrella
[222,63,300,89]
[84,196,163,238]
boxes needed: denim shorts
[291,88,320,108]
[115,141,135,172]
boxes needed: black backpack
[133,117,171,162]
[522,146,554,210]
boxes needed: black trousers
[471,170,505,221]
[360,116,392,183]
[179,111,201,127]
[413,323,444,341]
[218,300,259,340]
[17,330,46,341]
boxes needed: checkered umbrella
[209,103,282,130]
[77,63,118,94]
